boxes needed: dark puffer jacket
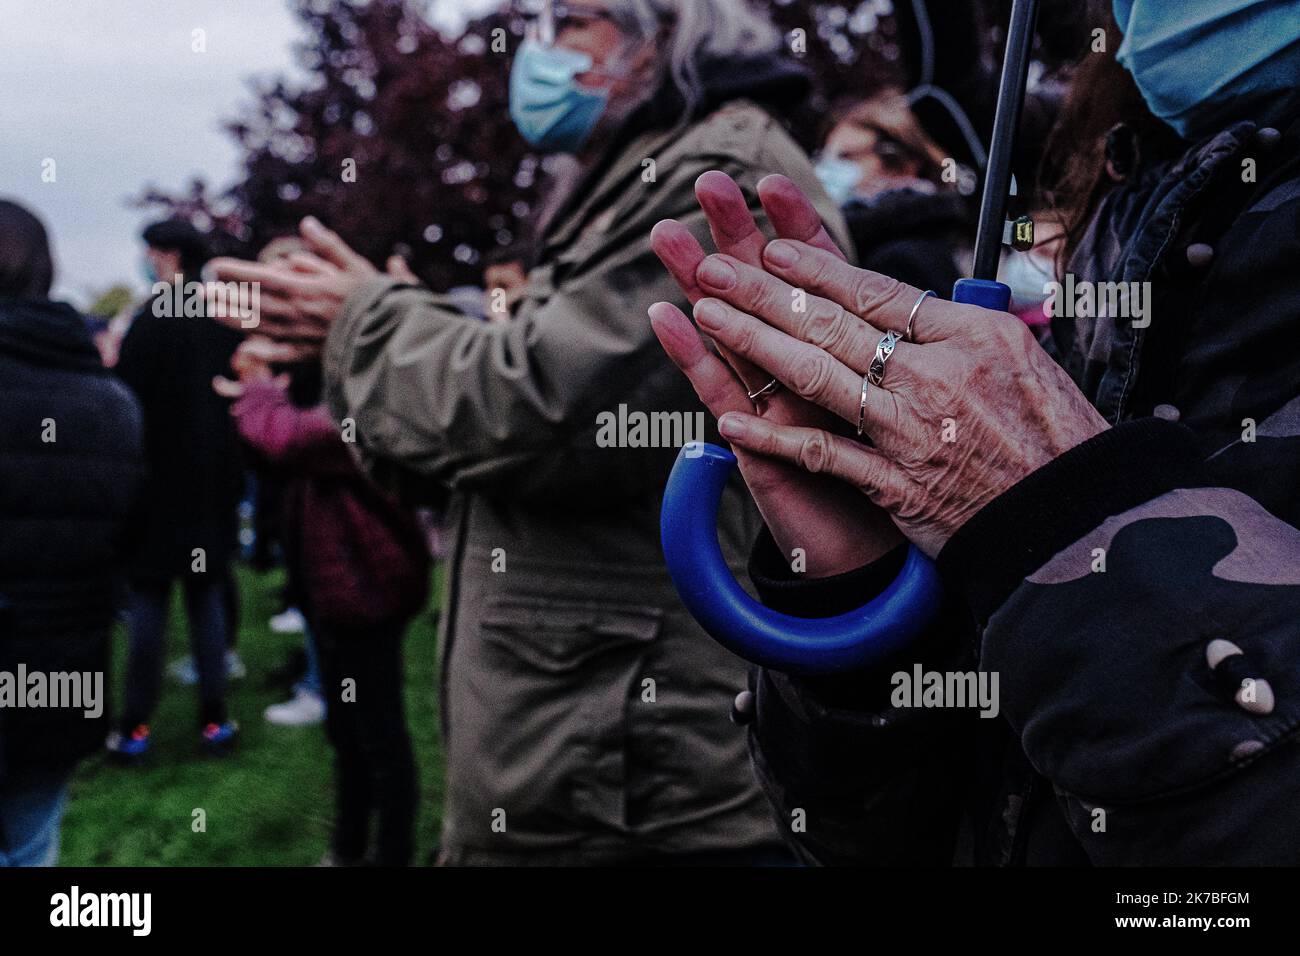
[0,297,144,775]
[745,114,1300,865]
[114,294,244,581]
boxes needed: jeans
[316,620,416,866]
[0,766,72,867]
[122,573,230,729]
[295,627,323,698]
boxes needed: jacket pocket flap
[480,597,662,674]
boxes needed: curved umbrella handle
[659,280,1009,674]
[660,443,944,675]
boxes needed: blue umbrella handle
[659,279,1010,675]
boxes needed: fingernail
[302,216,324,234]
[718,414,747,440]
[765,240,799,268]
[694,299,727,330]
[697,256,737,290]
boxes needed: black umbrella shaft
[972,0,1041,281]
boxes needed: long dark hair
[1038,1,1183,269]
[0,199,55,298]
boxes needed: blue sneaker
[201,720,239,756]
[106,724,151,763]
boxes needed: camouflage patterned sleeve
[938,416,1300,863]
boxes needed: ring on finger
[867,330,902,388]
[747,378,781,402]
[904,289,935,343]
[857,374,871,437]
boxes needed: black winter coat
[746,114,1300,865]
[0,297,145,774]
[114,294,244,580]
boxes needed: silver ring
[747,378,781,402]
[867,330,902,388]
[857,375,870,437]
[904,290,935,342]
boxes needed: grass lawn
[58,563,446,866]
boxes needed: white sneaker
[167,651,244,684]
[264,688,326,726]
[269,607,307,634]
[167,655,199,685]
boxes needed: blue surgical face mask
[140,256,158,286]
[814,156,863,207]
[1113,0,1300,139]
[509,39,610,153]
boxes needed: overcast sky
[0,0,504,306]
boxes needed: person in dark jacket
[813,89,966,295]
[649,0,1300,865]
[108,219,244,758]
[220,336,429,866]
[0,200,145,865]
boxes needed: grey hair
[604,0,783,118]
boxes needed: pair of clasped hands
[208,172,1107,577]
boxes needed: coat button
[1230,739,1266,761]
[730,689,755,726]
[1236,678,1275,716]
[1206,638,1244,669]
[1153,404,1180,422]
[1186,243,1215,268]
[1257,126,1282,148]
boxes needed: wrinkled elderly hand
[208,217,415,359]
[652,172,903,577]
[655,172,1108,557]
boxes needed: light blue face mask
[140,256,158,286]
[509,39,610,153]
[1113,0,1300,139]
[814,156,863,207]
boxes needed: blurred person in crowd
[217,336,429,866]
[106,219,245,759]
[649,0,1300,864]
[250,236,311,592]
[210,0,847,865]
[251,237,326,727]
[813,89,966,295]
[0,200,145,865]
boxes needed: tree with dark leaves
[137,0,1087,289]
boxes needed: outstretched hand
[208,217,418,359]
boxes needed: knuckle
[733,316,760,356]
[791,349,836,402]
[851,272,898,318]
[797,431,836,475]
[806,251,833,289]
[799,301,843,351]
[755,280,784,321]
